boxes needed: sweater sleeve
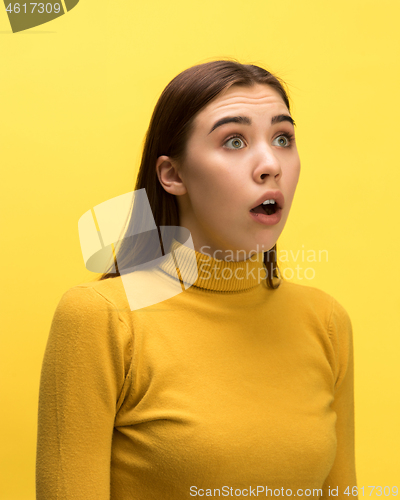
[321,297,358,499]
[36,285,133,500]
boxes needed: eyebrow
[208,114,296,135]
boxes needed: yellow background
[1,0,399,498]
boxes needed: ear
[155,155,187,196]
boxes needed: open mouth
[249,202,279,216]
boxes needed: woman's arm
[321,297,358,499]
[36,285,132,499]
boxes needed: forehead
[193,84,288,129]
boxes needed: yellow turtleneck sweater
[36,239,357,499]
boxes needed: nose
[252,146,282,182]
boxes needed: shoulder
[272,279,352,335]
[274,279,339,316]
[52,277,132,339]
[59,276,131,314]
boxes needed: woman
[36,59,357,499]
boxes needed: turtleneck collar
[157,238,267,292]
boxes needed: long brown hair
[94,58,292,289]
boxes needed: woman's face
[156,83,301,261]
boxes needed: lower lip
[249,208,282,225]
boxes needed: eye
[273,133,294,148]
[223,134,246,150]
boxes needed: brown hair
[94,58,292,289]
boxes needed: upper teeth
[262,199,276,205]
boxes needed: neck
[158,238,268,292]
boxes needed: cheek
[292,154,301,179]
[286,161,300,190]
[189,177,235,227]
[279,164,300,212]
[184,154,229,208]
